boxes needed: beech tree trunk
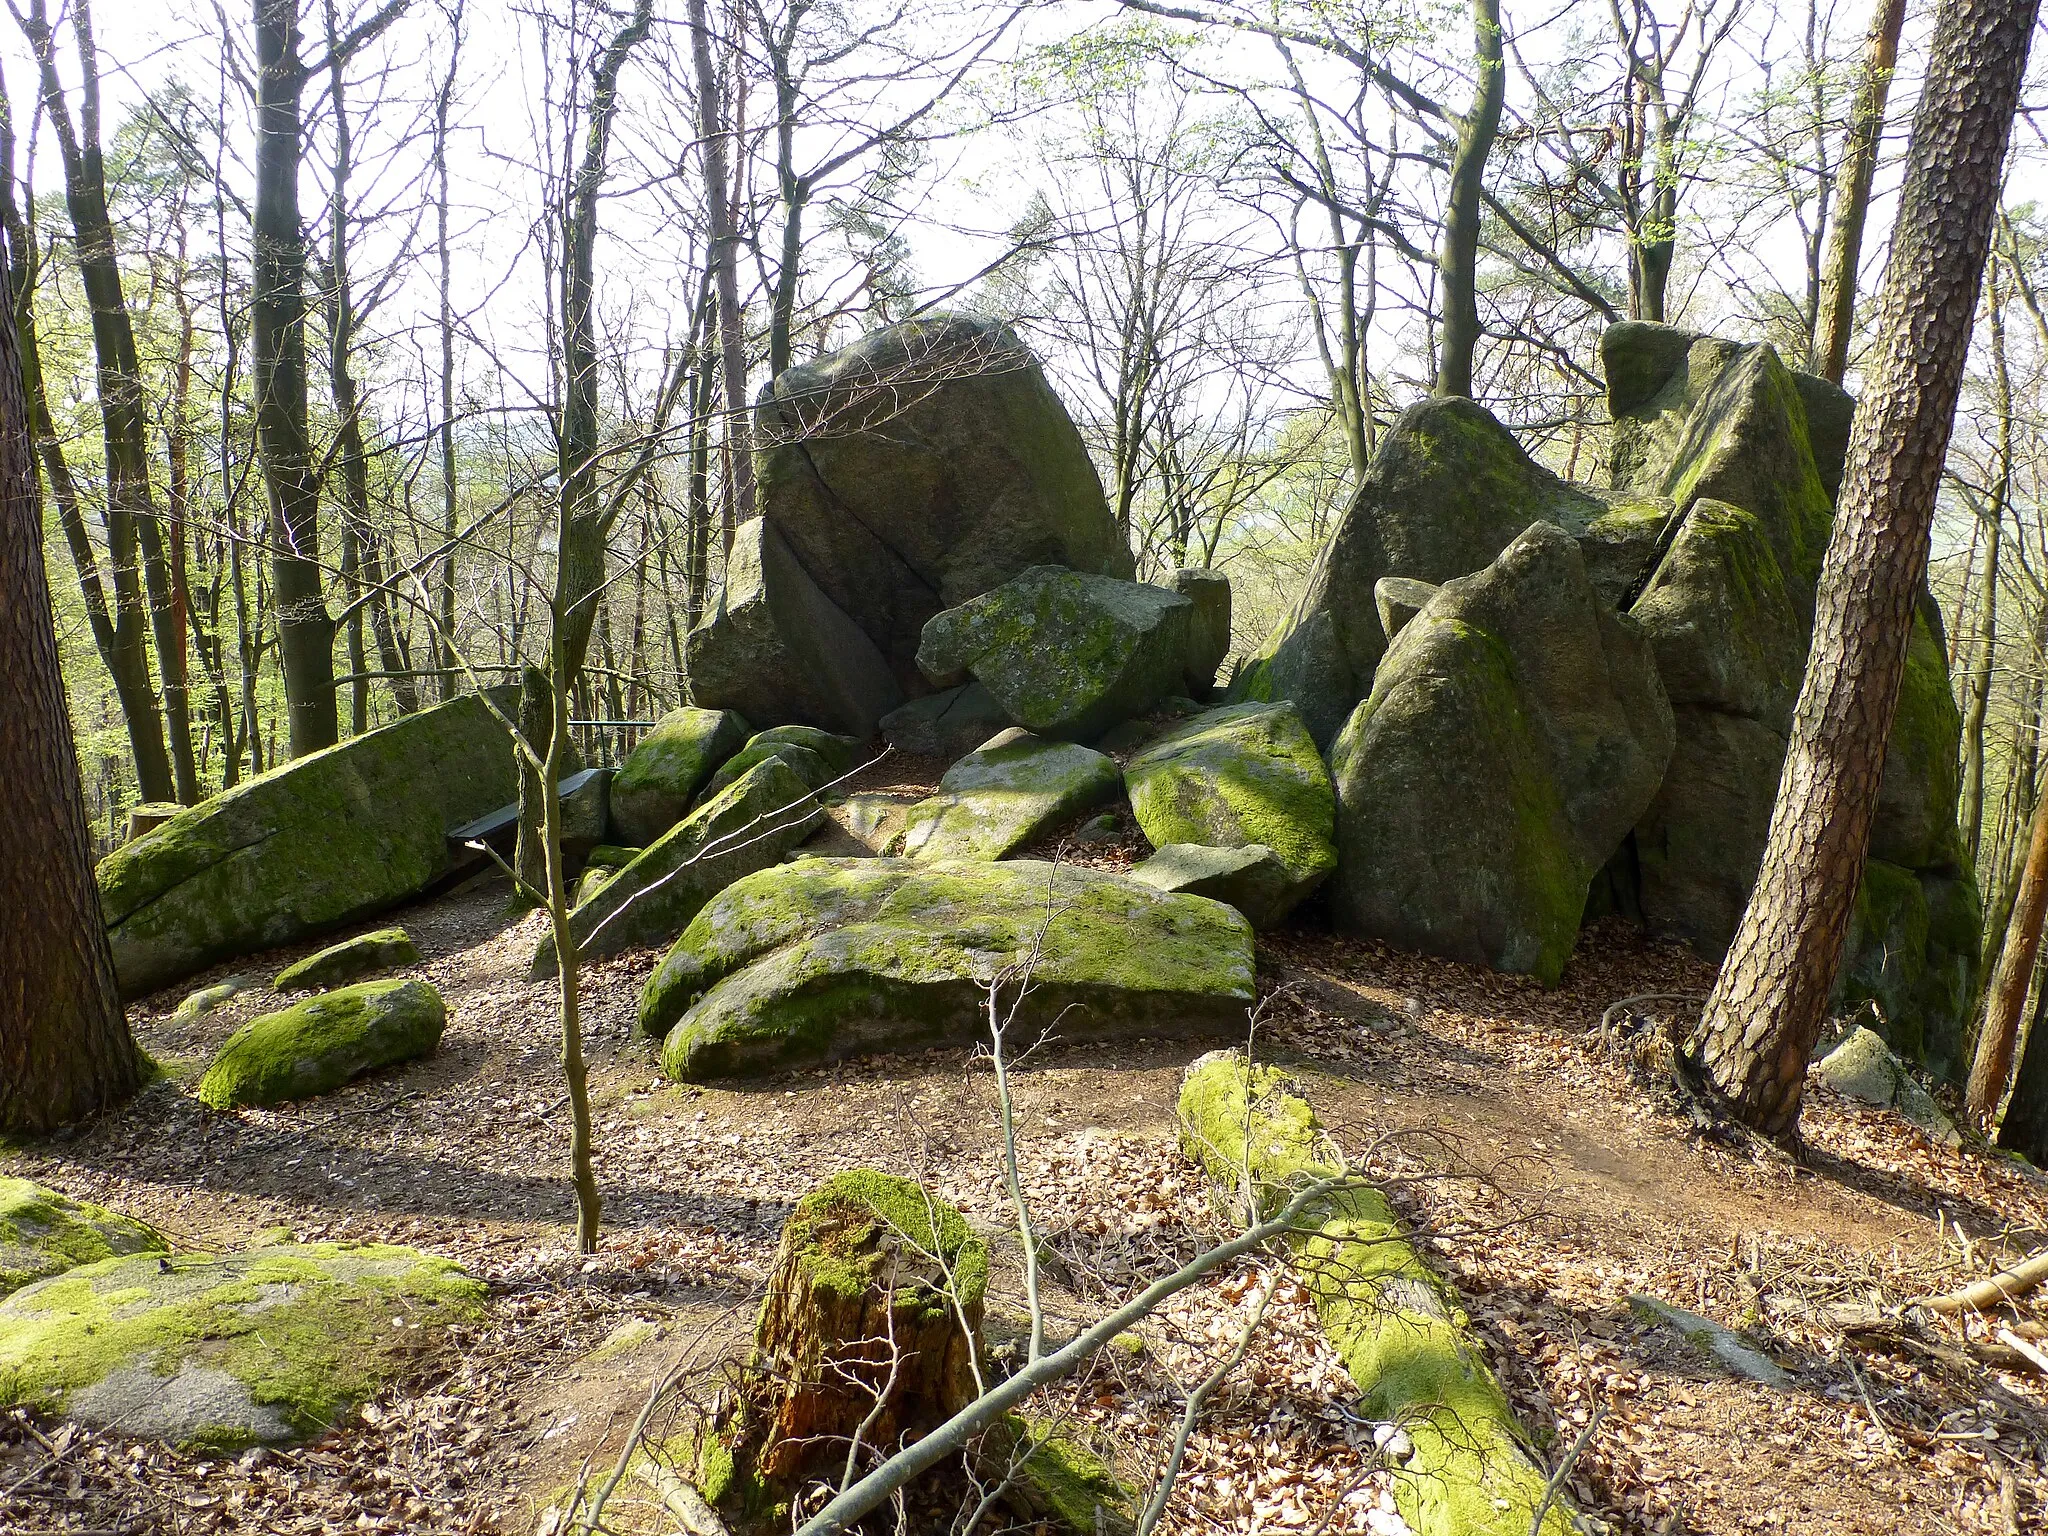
[1692,0,2039,1140]
[1814,0,1908,385]
[1434,0,1502,400]
[688,0,755,524]
[0,214,140,1134]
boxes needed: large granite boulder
[900,731,1121,861]
[1328,524,1674,983]
[1173,567,1232,694]
[532,756,823,977]
[197,978,446,1110]
[686,517,904,737]
[918,567,1197,740]
[97,692,519,1000]
[756,313,1134,691]
[0,1180,165,1299]
[638,858,1256,1076]
[608,707,750,846]
[1229,397,1671,745]
[1124,702,1335,924]
[0,1242,484,1449]
[699,726,860,804]
[879,681,1016,760]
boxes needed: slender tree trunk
[253,0,338,757]
[10,0,176,804]
[689,0,755,524]
[1434,0,1503,400]
[1963,269,2012,861]
[1692,0,2039,1140]
[0,209,139,1134]
[1814,0,1909,385]
[1970,782,2048,1126]
[434,0,463,701]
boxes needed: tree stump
[710,1170,988,1509]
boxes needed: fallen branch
[1995,1327,2048,1375]
[1921,1247,2048,1313]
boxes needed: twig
[1528,1399,1604,1536]
[1845,1358,1900,1456]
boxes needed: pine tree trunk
[1693,0,2040,1140]
[0,221,140,1134]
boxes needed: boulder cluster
[95,311,1977,1085]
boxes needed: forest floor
[4,764,2047,1536]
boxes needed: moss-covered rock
[97,691,518,1000]
[900,731,1122,861]
[609,707,751,847]
[0,1241,484,1449]
[1227,396,1671,746]
[756,313,1133,692]
[531,755,822,977]
[270,927,418,992]
[1124,702,1335,924]
[686,517,905,737]
[1127,843,1301,930]
[1328,525,1674,983]
[641,857,1255,1077]
[1374,576,1438,644]
[878,681,1016,760]
[197,978,446,1110]
[917,567,1197,741]
[1872,609,1965,870]
[0,1180,165,1299]
[700,726,860,804]
[171,981,243,1024]
[1176,1051,1572,1536]
[1813,1025,1961,1146]
[1173,567,1232,696]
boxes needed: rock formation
[607,707,751,846]
[900,731,1122,860]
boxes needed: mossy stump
[694,1171,987,1524]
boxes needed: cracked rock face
[753,313,1133,692]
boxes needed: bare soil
[3,796,2045,1535]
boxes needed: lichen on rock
[900,731,1121,861]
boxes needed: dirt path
[2,864,2045,1535]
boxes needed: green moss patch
[1177,1051,1573,1536]
[608,707,751,846]
[197,978,446,1110]
[0,1241,485,1450]
[900,732,1122,861]
[0,1179,166,1299]
[271,928,419,992]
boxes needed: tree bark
[253,0,338,757]
[433,0,463,701]
[0,204,140,1134]
[1692,0,2039,1140]
[1969,780,2048,1127]
[1814,0,1908,385]
[688,0,755,524]
[1434,0,1503,399]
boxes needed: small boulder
[0,1179,165,1299]
[817,790,923,855]
[878,681,1016,760]
[1328,524,1673,983]
[0,1241,484,1449]
[197,978,446,1110]
[270,928,419,992]
[171,980,243,1024]
[686,517,904,737]
[917,567,1196,740]
[700,726,862,803]
[756,313,1133,688]
[1173,567,1232,695]
[901,732,1121,861]
[608,707,751,847]
[1626,1295,1793,1389]
[641,857,1256,1075]
[532,756,822,976]
[1124,702,1336,924]
[1128,844,1301,931]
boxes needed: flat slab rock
[639,857,1256,1078]
[0,1179,165,1299]
[901,731,1121,860]
[0,1242,485,1450]
[198,977,446,1110]
[1128,843,1301,931]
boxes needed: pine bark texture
[1694,0,2039,1139]
[0,224,139,1133]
